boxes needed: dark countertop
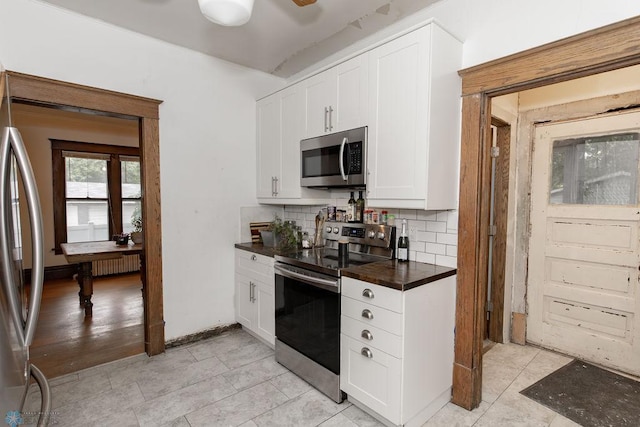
[341,259,456,291]
[235,242,456,291]
[234,242,295,258]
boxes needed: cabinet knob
[361,330,373,340]
[361,309,373,320]
[251,254,257,261]
[362,288,374,299]
[361,347,373,358]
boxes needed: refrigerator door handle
[0,126,24,345]
[0,127,45,346]
[29,364,51,427]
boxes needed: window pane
[550,133,640,205]
[65,157,107,198]
[66,201,109,242]
[123,200,141,234]
[121,159,141,198]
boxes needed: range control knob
[326,226,333,233]
[333,227,340,234]
[367,230,376,239]
[377,232,386,240]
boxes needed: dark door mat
[520,359,640,427]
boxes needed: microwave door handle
[339,137,348,181]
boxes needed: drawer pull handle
[361,309,373,320]
[361,347,373,358]
[361,330,373,340]
[251,254,257,261]
[362,288,374,299]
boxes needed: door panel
[528,110,640,375]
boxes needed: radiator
[92,255,140,277]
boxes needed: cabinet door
[256,94,281,198]
[235,273,254,329]
[340,334,402,424]
[367,26,430,203]
[304,68,337,137]
[255,280,275,346]
[278,83,305,198]
[335,54,368,132]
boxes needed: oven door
[300,127,366,188]
[274,263,341,375]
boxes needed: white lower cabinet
[234,249,275,346]
[340,275,457,426]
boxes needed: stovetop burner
[274,222,396,277]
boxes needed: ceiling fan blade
[292,0,317,6]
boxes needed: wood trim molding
[455,16,640,410]
[459,15,640,96]
[489,118,510,344]
[7,71,161,119]
[7,71,165,356]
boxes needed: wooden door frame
[5,71,165,356]
[453,15,640,409]
[486,117,509,344]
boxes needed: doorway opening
[4,71,165,368]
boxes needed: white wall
[290,0,640,83]
[0,0,285,340]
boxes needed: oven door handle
[275,264,340,293]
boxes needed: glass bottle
[397,219,409,262]
[356,191,365,223]
[347,191,356,222]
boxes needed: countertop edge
[235,242,457,291]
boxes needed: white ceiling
[38,0,443,78]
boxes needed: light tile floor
[25,328,580,426]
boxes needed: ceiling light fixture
[198,0,255,26]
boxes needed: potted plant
[260,215,299,249]
[130,208,143,244]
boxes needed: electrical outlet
[409,227,417,241]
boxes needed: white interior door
[528,110,640,376]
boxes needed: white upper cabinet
[256,94,280,199]
[366,23,462,210]
[256,83,331,204]
[304,55,369,138]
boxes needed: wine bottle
[397,218,409,262]
[347,191,356,222]
[356,191,364,223]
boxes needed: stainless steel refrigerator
[0,72,51,426]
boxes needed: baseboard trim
[165,323,241,349]
[25,264,77,283]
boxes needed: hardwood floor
[30,273,145,379]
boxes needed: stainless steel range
[274,221,395,403]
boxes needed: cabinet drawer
[235,249,274,280]
[341,315,402,358]
[340,334,401,424]
[342,277,403,313]
[342,296,403,336]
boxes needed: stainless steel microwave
[300,126,367,188]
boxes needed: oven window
[275,274,340,374]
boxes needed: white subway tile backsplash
[416,251,436,264]
[426,221,447,233]
[435,255,457,268]
[283,206,459,268]
[416,230,437,243]
[410,241,426,253]
[425,242,447,255]
[436,232,458,246]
